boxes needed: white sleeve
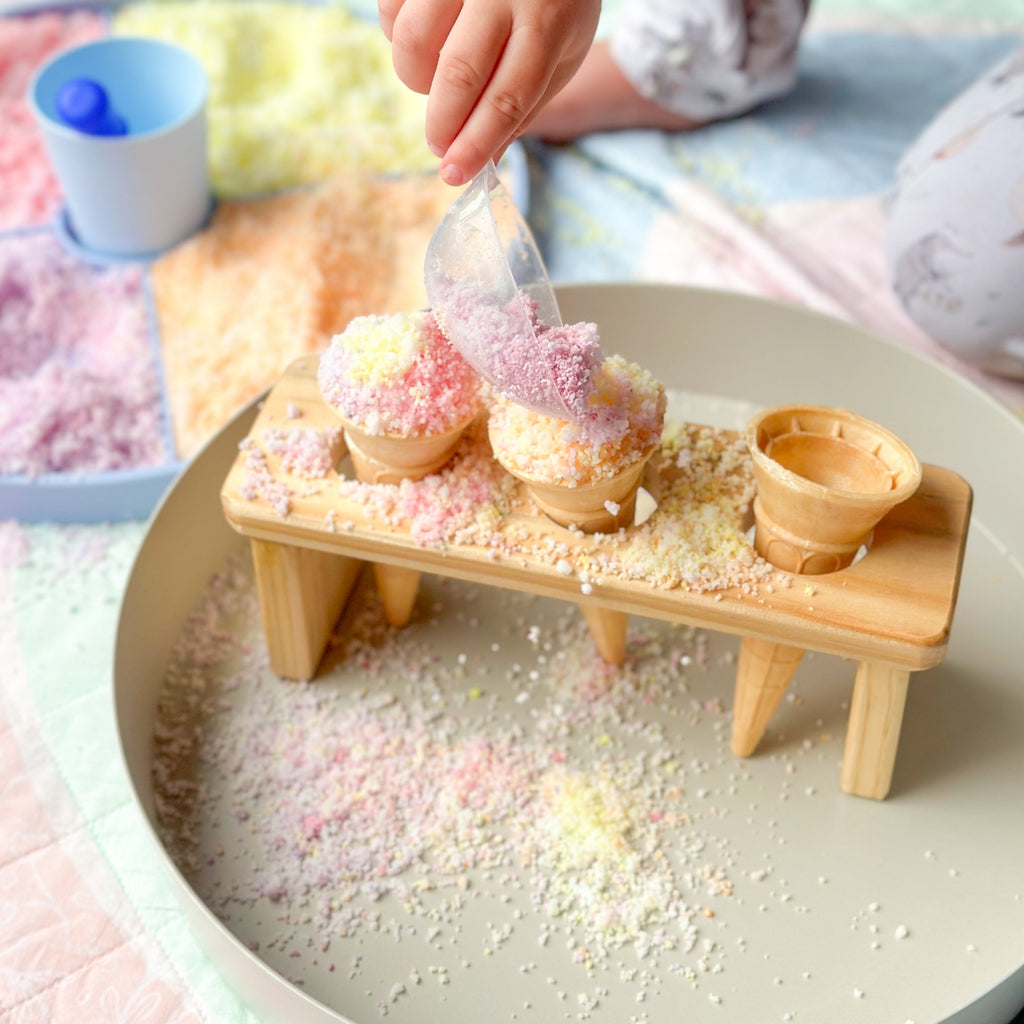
[609,0,809,122]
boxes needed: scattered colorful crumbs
[263,425,342,479]
[155,557,751,1017]
[240,397,773,596]
[150,533,945,1021]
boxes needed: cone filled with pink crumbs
[488,354,666,534]
[318,310,485,484]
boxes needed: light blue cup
[30,37,211,260]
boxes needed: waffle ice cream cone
[318,309,484,485]
[503,449,654,533]
[340,416,472,485]
[747,405,922,574]
[486,354,665,534]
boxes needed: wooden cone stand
[222,362,972,799]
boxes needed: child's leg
[886,47,1024,378]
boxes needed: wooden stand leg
[841,662,910,800]
[373,563,422,628]
[251,539,363,681]
[579,604,629,665]
[730,637,805,757]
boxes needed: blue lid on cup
[29,36,211,258]
[56,78,128,135]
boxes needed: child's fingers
[388,0,462,96]
[437,23,556,185]
[377,0,402,40]
[424,4,515,159]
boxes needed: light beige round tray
[115,284,1024,1024]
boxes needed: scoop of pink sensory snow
[424,159,630,445]
[431,280,627,444]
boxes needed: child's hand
[379,0,601,185]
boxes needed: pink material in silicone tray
[0,3,178,522]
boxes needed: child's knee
[886,46,1024,377]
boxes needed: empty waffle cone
[747,405,921,574]
[340,417,470,485]
[502,450,654,533]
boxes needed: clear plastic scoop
[424,159,604,423]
